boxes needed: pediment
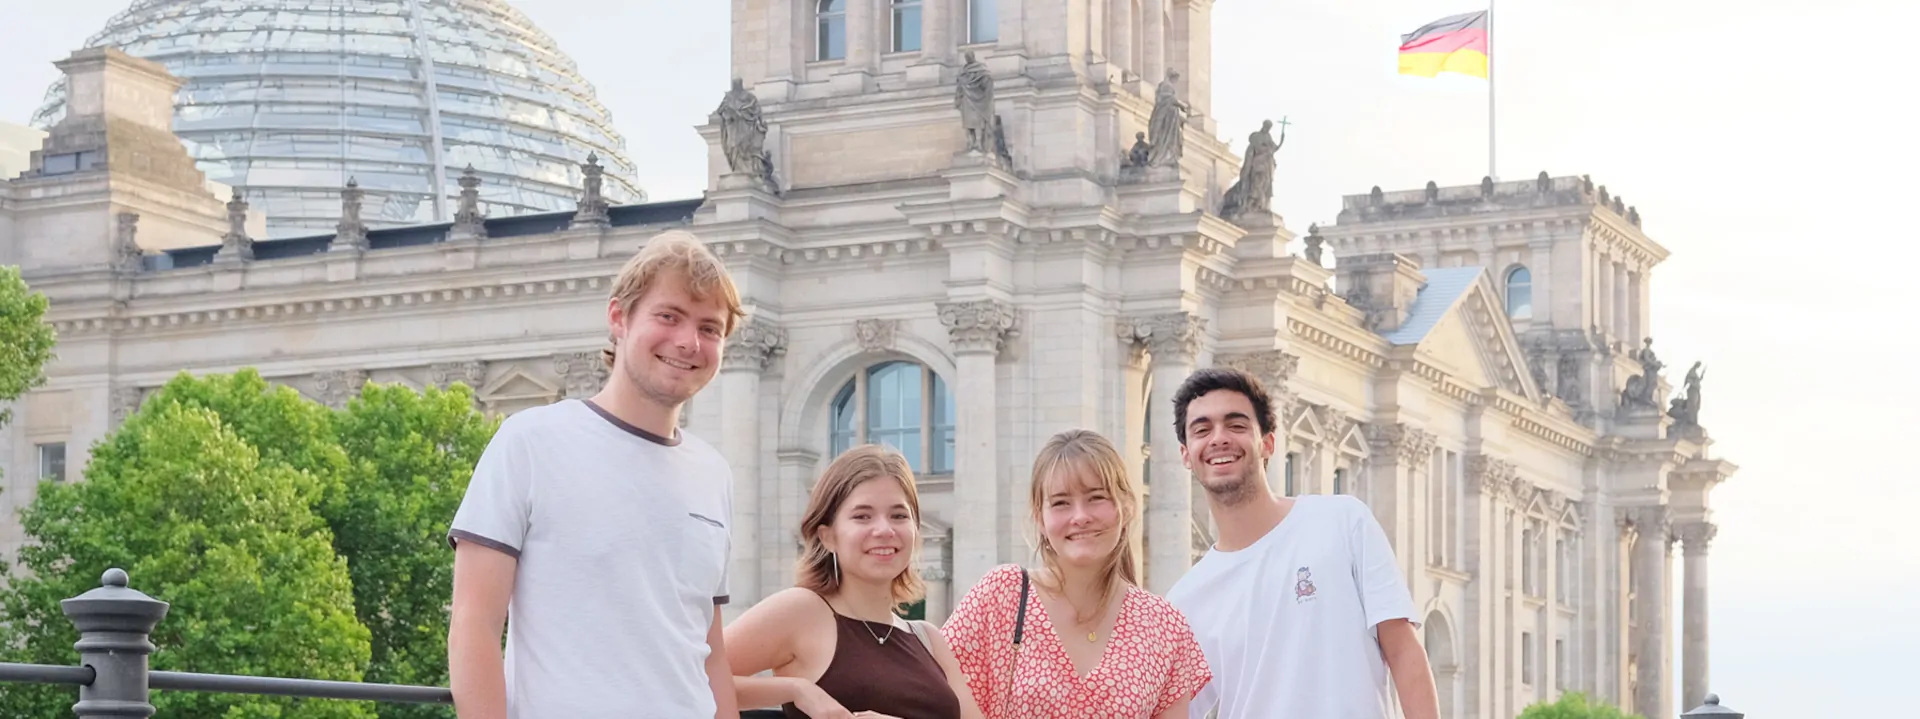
[1392,268,1540,402]
[479,367,560,402]
[1336,422,1371,458]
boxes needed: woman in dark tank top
[724,446,981,719]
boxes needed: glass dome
[32,0,646,237]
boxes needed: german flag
[1398,11,1489,79]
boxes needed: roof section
[1381,266,1485,345]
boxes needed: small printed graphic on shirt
[688,512,726,529]
[1294,566,1318,603]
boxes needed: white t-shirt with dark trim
[449,399,733,718]
[1167,494,1418,719]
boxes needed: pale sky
[2,0,1915,715]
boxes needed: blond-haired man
[448,231,749,719]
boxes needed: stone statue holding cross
[1220,118,1288,221]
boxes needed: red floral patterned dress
[941,564,1211,719]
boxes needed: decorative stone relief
[723,319,788,371]
[313,369,369,409]
[429,360,488,389]
[1676,521,1717,555]
[854,318,898,353]
[938,299,1019,355]
[451,166,487,241]
[113,212,143,273]
[1556,355,1583,403]
[1220,349,1301,420]
[110,386,145,424]
[552,351,608,399]
[219,189,254,262]
[1303,224,1326,266]
[573,153,611,228]
[1620,337,1665,411]
[1366,423,1438,464]
[1117,312,1207,362]
[1466,454,1518,498]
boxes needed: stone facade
[1,7,1736,719]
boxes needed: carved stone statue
[453,165,487,240]
[1667,361,1705,427]
[573,153,610,227]
[220,189,253,262]
[1303,223,1325,265]
[955,51,996,155]
[1619,337,1665,410]
[1125,132,1150,168]
[1219,119,1284,221]
[1146,70,1189,168]
[335,177,369,251]
[714,78,771,180]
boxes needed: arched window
[1504,266,1533,320]
[817,0,847,61]
[828,361,957,474]
[892,0,923,52]
[967,0,998,44]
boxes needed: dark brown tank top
[782,595,962,719]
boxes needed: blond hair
[796,445,928,608]
[602,230,746,368]
[1028,429,1142,624]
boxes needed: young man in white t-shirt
[1165,367,1439,719]
[446,231,747,719]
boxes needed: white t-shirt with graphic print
[449,399,733,719]
[1168,494,1418,719]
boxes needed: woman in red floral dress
[942,430,1211,719]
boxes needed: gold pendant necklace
[1087,631,1099,643]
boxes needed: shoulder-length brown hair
[796,444,927,607]
[1028,429,1142,622]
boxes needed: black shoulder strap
[1012,568,1031,646]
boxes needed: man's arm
[448,542,517,719]
[708,605,741,719]
[1378,618,1439,719]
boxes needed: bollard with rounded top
[1680,693,1743,718]
[59,568,170,718]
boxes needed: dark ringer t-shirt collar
[581,398,681,447]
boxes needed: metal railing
[0,567,452,716]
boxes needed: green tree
[325,382,499,718]
[0,265,57,428]
[1519,692,1646,719]
[0,401,374,719]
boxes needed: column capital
[1365,422,1437,465]
[1118,311,1207,363]
[938,299,1019,355]
[552,351,609,399]
[1620,504,1672,541]
[1678,521,1718,555]
[1466,454,1518,498]
[723,318,789,371]
[1218,349,1299,388]
[429,360,487,389]
[313,369,369,409]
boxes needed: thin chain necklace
[832,598,897,645]
[1047,581,1115,643]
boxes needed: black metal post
[59,568,168,719]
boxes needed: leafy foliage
[0,370,499,718]
[1518,692,1646,719]
[0,265,57,428]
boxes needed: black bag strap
[1013,568,1030,646]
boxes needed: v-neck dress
[942,564,1211,719]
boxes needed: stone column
[1627,505,1672,719]
[846,0,878,71]
[938,299,1017,595]
[1365,423,1436,576]
[774,448,821,588]
[719,319,786,609]
[1465,454,1515,719]
[1109,0,1136,78]
[1121,312,1205,594]
[1595,254,1612,337]
[921,0,952,62]
[1527,239,1553,325]
[1141,0,1166,83]
[1678,521,1716,710]
[1612,263,1629,339]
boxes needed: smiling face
[607,270,728,409]
[818,477,918,587]
[1039,462,1125,570]
[1179,388,1277,505]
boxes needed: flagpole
[1487,1,1496,181]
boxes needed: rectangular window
[1283,452,1297,496]
[38,442,68,482]
[892,0,923,52]
[1555,638,1567,690]
[967,0,998,44]
[1521,631,1535,685]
